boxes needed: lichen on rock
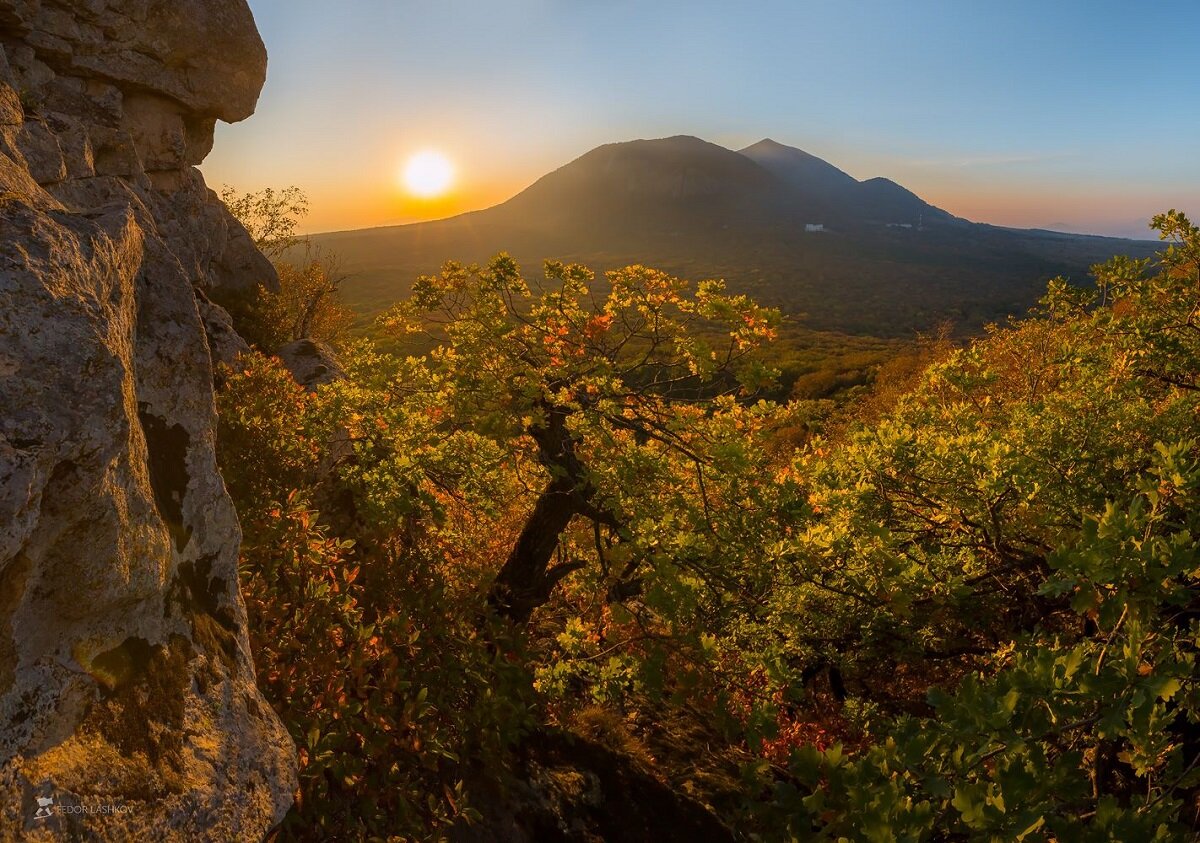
[0,1,296,839]
[276,338,346,392]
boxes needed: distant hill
[313,136,1158,336]
[739,138,957,227]
[739,138,859,198]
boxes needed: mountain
[739,138,859,197]
[498,135,785,235]
[314,136,1157,336]
[851,177,957,226]
[740,138,958,226]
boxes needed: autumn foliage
[219,212,1200,839]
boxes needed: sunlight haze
[201,0,1200,237]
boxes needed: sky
[201,0,1200,239]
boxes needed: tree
[220,184,309,258]
[382,255,781,623]
[220,186,354,349]
[214,208,1200,836]
[217,351,532,838]
[739,211,1200,837]
[246,246,354,349]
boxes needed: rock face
[277,338,345,392]
[0,2,296,840]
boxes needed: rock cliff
[0,1,296,839]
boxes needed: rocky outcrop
[0,2,295,840]
[276,338,345,392]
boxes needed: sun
[402,150,454,198]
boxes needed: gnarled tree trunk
[488,404,601,624]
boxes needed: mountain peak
[602,134,717,151]
[743,138,787,150]
[494,134,782,231]
[739,138,824,160]
[739,138,859,196]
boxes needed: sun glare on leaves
[402,150,454,198]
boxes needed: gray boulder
[276,338,345,392]
[0,1,296,839]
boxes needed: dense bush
[217,212,1200,839]
[735,211,1200,838]
[218,353,533,838]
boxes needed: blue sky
[201,0,1200,237]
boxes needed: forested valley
[217,191,1200,840]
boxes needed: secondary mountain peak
[853,176,956,225]
[737,139,958,225]
[741,137,790,151]
[740,137,825,159]
[738,138,859,197]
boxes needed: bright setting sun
[401,150,454,198]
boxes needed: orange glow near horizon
[197,3,1200,243]
[206,129,1182,239]
[922,181,1175,237]
[283,175,525,234]
[288,179,1169,238]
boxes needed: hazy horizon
[201,0,1200,239]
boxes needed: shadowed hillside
[312,137,1157,335]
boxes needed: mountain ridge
[311,136,1158,335]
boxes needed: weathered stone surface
[43,113,94,179]
[277,339,345,392]
[13,119,65,183]
[198,293,250,371]
[0,0,267,122]
[0,3,294,840]
[0,54,21,123]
